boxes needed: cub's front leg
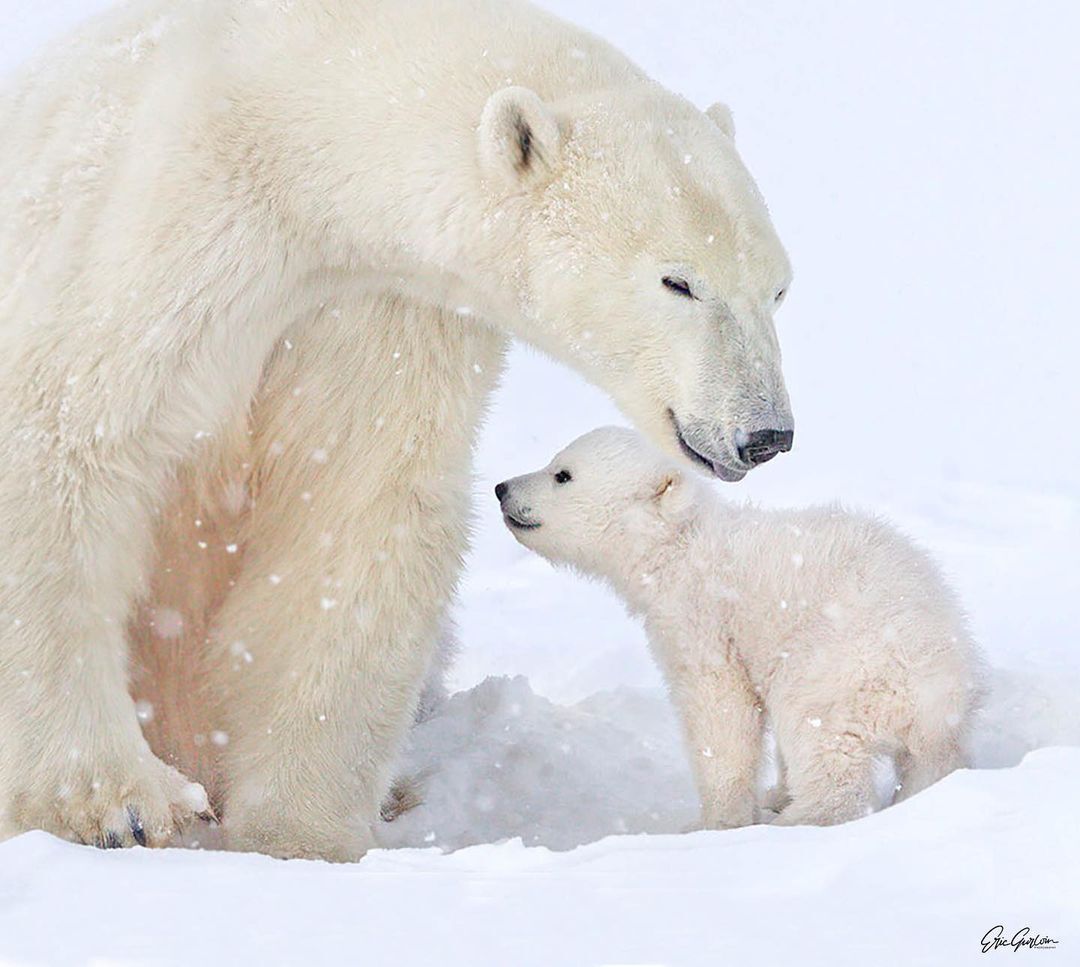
[664,654,763,830]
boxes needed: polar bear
[0,0,794,859]
[497,428,985,827]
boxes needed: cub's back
[719,503,976,677]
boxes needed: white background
[0,3,1077,965]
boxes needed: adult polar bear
[0,0,794,860]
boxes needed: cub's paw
[701,797,758,831]
[770,803,815,827]
[14,753,211,849]
[770,799,861,827]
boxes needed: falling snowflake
[152,607,184,639]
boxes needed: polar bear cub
[496,428,984,828]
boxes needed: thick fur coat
[499,428,985,827]
[0,0,793,859]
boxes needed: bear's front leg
[665,657,763,830]
[210,490,459,861]
[206,294,503,860]
[0,442,211,847]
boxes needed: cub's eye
[774,287,787,305]
[662,276,695,300]
[554,469,573,484]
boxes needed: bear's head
[478,84,794,482]
[495,426,702,578]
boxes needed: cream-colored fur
[499,428,986,828]
[0,0,793,859]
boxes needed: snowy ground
[4,749,1079,966]
[2,1,1079,965]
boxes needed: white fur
[0,0,792,859]
[500,428,986,828]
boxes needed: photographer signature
[981,926,1058,953]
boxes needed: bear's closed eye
[662,276,695,299]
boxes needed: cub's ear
[705,101,735,139]
[652,469,694,521]
[478,86,562,189]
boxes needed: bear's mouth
[504,513,542,531]
[668,410,747,483]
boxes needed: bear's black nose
[494,481,510,501]
[737,429,794,467]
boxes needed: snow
[383,677,699,852]
[2,749,1078,966]
[2,1,1079,964]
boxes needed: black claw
[99,830,123,850]
[127,805,147,847]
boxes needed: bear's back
[0,0,192,311]
[0,0,648,320]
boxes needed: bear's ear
[478,86,562,190]
[705,102,736,140]
[652,468,694,522]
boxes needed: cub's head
[478,84,794,482]
[495,426,699,575]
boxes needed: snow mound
[382,671,1080,853]
[380,676,698,851]
[974,667,1080,768]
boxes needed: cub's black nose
[494,481,510,501]
[738,429,794,467]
